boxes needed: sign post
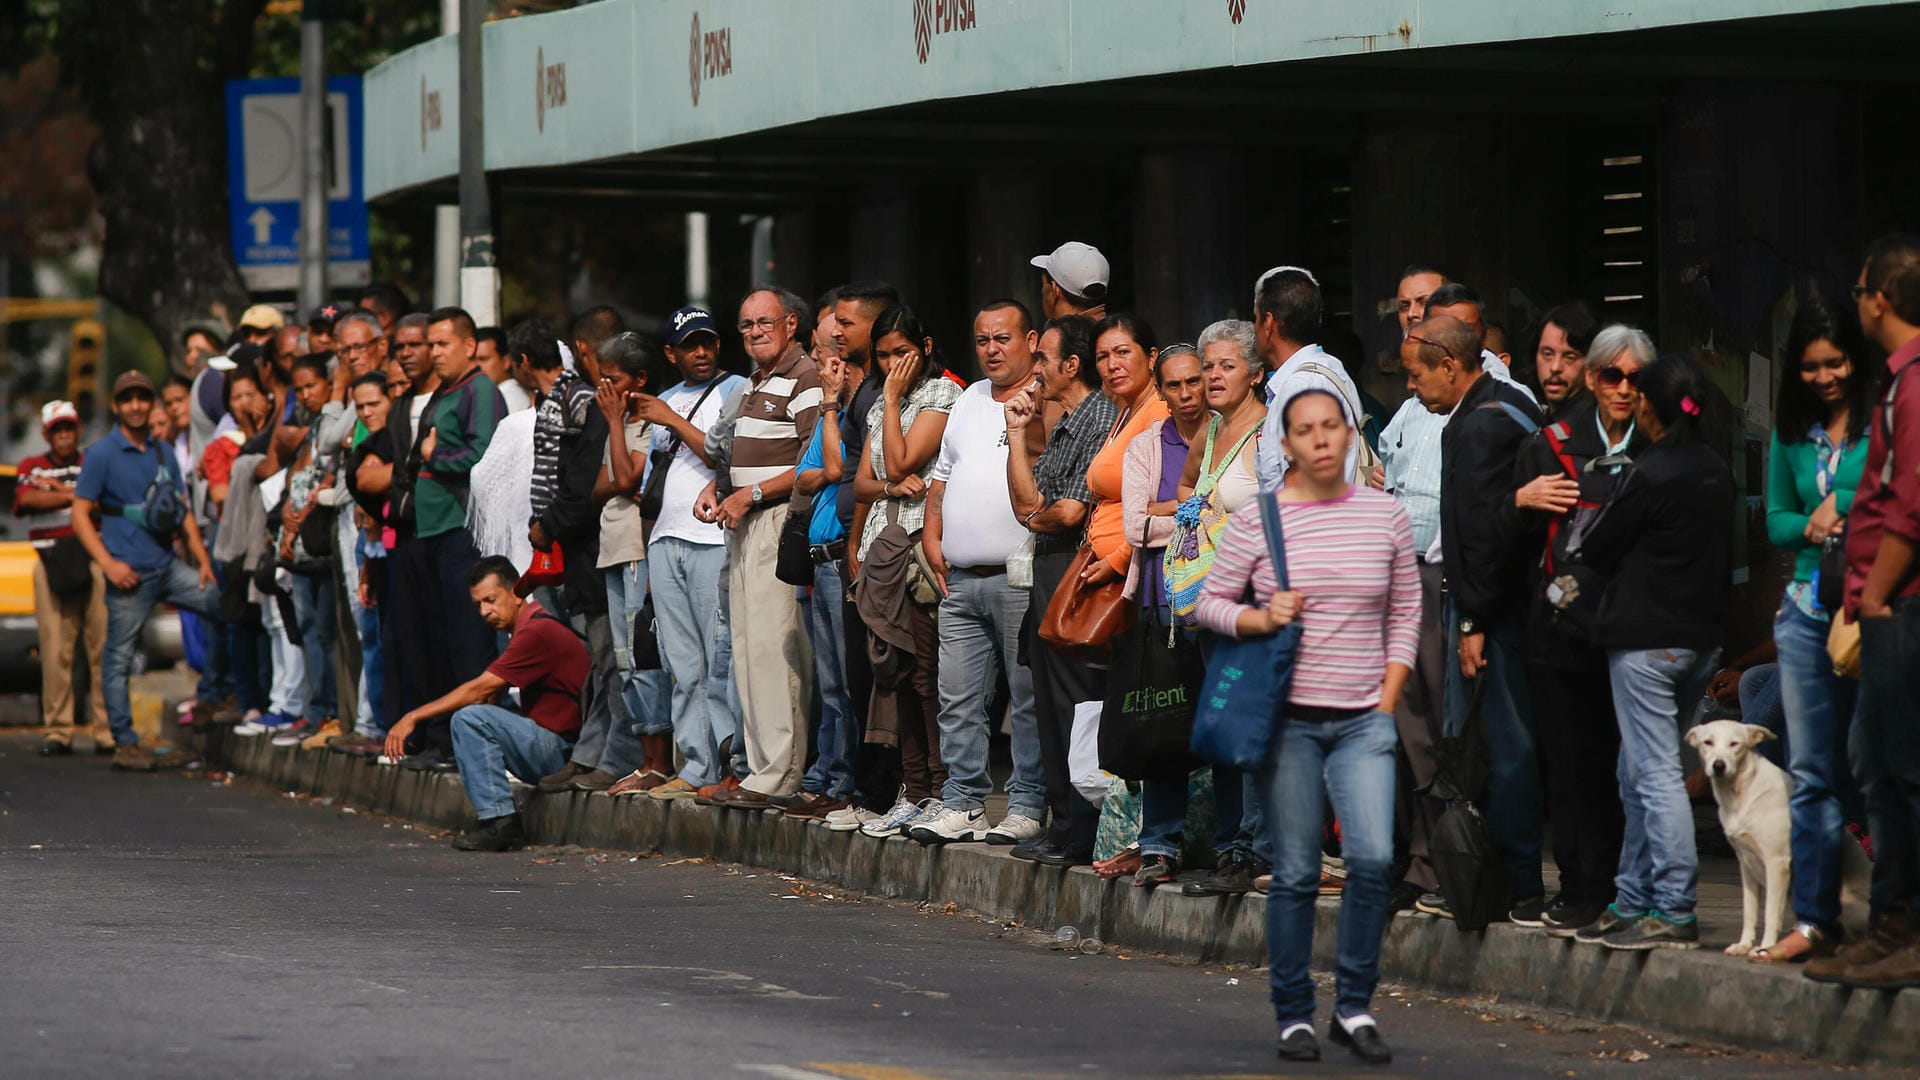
[226,75,370,294]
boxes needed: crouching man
[384,555,589,851]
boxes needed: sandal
[609,769,671,797]
[1751,924,1836,963]
[1095,845,1143,879]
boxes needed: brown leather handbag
[1039,540,1135,661]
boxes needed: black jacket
[1579,438,1733,651]
[1440,373,1546,627]
[537,406,609,617]
[1513,398,1649,665]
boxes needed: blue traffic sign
[225,76,370,291]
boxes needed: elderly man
[13,401,109,754]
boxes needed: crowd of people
[17,232,1920,1065]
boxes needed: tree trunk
[59,0,265,370]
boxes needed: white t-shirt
[497,378,534,415]
[928,379,1030,568]
[409,392,433,432]
[648,374,747,547]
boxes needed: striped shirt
[1195,486,1420,710]
[730,348,823,489]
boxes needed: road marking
[736,1067,847,1080]
[803,1066,950,1080]
[580,964,835,1000]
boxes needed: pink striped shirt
[1195,486,1420,710]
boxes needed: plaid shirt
[1034,392,1118,509]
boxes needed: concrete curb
[206,727,1920,1067]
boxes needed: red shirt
[486,600,589,736]
[1845,334,1920,612]
[12,450,84,539]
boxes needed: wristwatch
[750,482,765,506]
[1458,615,1477,636]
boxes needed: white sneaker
[270,731,306,747]
[861,797,936,838]
[233,721,268,737]
[985,811,1046,845]
[824,805,881,832]
[909,805,987,844]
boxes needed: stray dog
[1686,720,1791,956]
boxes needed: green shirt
[1765,425,1868,585]
[415,368,506,539]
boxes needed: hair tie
[1680,395,1701,417]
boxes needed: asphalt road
[0,736,1893,1079]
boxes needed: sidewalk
[183,718,1920,1070]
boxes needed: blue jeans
[193,523,233,702]
[287,571,337,724]
[716,555,747,780]
[355,562,386,736]
[1853,596,1920,915]
[103,559,218,746]
[1264,709,1398,1028]
[1776,603,1858,932]
[1444,607,1542,900]
[1738,663,1788,768]
[1609,646,1718,918]
[648,537,732,786]
[451,703,575,820]
[605,561,673,737]
[936,567,1043,816]
[802,559,857,799]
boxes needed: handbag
[36,535,95,599]
[639,378,722,520]
[1166,418,1258,623]
[775,492,816,587]
[1424,678,1511,931]
[517,542,565,597]
[1816,534,1847,613]
[1828,608,1861,679]
[627,595,662,671]
[1190,492,1299,769]
[1098,605,1203,780]
[1038,541,1135,660]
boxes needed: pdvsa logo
[1229,0,1247,24]
[689,12,732,106]
[419,76,442,153]
[535,47,566,132]
[914,0,975,65]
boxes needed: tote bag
[1189,492,1298,769]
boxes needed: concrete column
[1132,153,1184,344]
[967,170,1042,314]
[847,186,918,300]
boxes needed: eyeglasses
[737,317,782,334]
[340,339,383,356]
[1403,333,1455,364]
[1594,366,1641,388]
[1851,283,1877,301]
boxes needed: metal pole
[434,0,461,309]
[457,0,499,325]
[297,0,328,313]
[686,212,709,309]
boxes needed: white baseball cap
[1030,242,1110,300]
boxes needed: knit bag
[1165,419,1257,623]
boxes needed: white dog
[1686,720,1793,956]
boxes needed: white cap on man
[1030,241,1111,300]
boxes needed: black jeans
[1854,595,1920,914]
[1027,550,1104,854]
[1530,656,1626,905]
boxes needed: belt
[1034,534,1080,556]
[951,563,1007,577]
[1289,704,1376,724]
[810,540,847,564]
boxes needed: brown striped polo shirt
[729,347,823,489]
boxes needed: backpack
[100,439,187,540]
[1165,418,1257,624]
[1295,361,1381,483]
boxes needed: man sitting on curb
[383,555,589,852]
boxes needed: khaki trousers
[32,557,109,743]
[727,505,812,796]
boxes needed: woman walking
[1574,354,1735,951]
[1752,290,1872,962]
[1196,389,1419,1065]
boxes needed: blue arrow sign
[226,75,369,291]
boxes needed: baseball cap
[308,302,347,329]
[238,303,286,331]
[1029,241,1111,301]
[40,400,80,430]
[667,305,719,345]
[112,370,156,399]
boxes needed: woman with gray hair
[1507,321,1651,935]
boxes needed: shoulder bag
[1189,491,1298,769]
[1165,417,1258,623]
[640,379,723,521]
[1099,524,1203,780]
[1038,406,1142,660]
[1295,361,1381,481]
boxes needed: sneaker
[38,737,72,757]
[400,748,456,773]
[1388,880,1424,913]
[1415,893,1453,920]
[1184,856,1267,897]
[861,797,931,838]
[910,805,988,844]
[1543,898,1608,938]
[1600,911,1699,950]
[1133,853,1179,888]
[299,720,344,751]
[450,813,528,852]
[824,805,882,832]
[1574,903,1646,944]
[984,812,1045,846]
[1328,1016,1392,1065]
[647,778,700,801]
[1509,895,1549,927]
[111,743,158,772]
[1277,1023,1320,1063]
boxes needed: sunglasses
[1404,333,1456,364]
[1594,366,1641,388]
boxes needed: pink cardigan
[1120,418,1182,600]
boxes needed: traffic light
[67,318,104,424]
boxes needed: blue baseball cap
[666,305,719,345]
